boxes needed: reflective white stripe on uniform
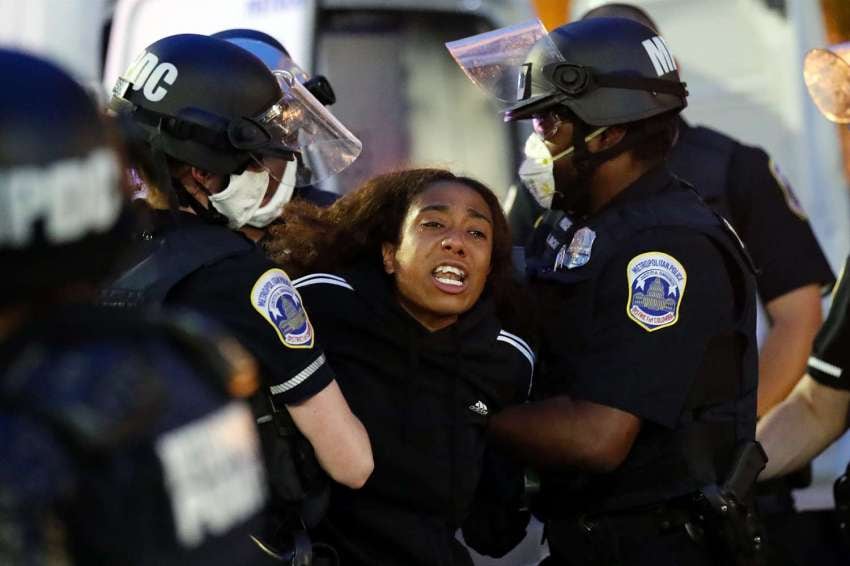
[292,273,353,291]
[270,354,327,395]
[808,356,843,378]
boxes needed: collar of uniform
[147,209,254,244]
[595,163,679,216]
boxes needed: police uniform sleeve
[566,228,740,428]
[808,256,850,391]
[168,254,333,405]
[725,145,834,301]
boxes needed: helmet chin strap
[550,123,607,218]
[551,116,672,218]
[147,131,230,225]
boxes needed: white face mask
[517,127,608,209]
[246,159,297,228]
[207,160,297,230]
[208,168,269,229]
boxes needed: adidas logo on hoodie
[468,400,489,416]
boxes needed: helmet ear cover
[541,62,688,99]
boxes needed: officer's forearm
[287,379,374,489]
[757,284,823,416]
[488,397,640,473]
[756,375,850,480]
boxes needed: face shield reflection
[804,42,850,124]
[255,71,361,186]
[445,19,564,103]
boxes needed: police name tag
[626,252,687,332]
[251,268,314,348]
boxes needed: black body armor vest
[527,182,758,513]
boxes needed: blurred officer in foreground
[449,17,762,565]
[0,48,276,565]
[756,41,850,566]
[102,34,372,561]
[211,28,339,207]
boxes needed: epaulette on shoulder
[292,273,354,291]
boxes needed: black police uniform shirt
[530,165,758,515]
[0,306,276,566]
[293,261,534,566]
[510,120,835,300]
[808,256,850,391]
[154,210,333,406]
[669,119,834,300]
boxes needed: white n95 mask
[517,128,608,209]
[208,160,298,229]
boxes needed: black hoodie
[293,261,534,566]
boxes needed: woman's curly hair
[264,168,519,320]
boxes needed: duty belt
[546,499,697,566]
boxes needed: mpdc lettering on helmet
[124,50,178,102]
[641,36,676,77]
[0,149,122,247]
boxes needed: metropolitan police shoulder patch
[626,252,687,332]
[768,159,807,221]
[251,268,314,349]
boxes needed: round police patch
[250,268,314,348]
[626,252,687,332]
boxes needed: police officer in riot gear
[0,47,278,565]
[579,1,834,419]
[449,17,761,565]
[103,34,373,561]
[211,28,339,207]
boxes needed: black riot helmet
[448,17,687,126]
[506,17,687,124]
[211,29,336,105]
[111,34,293,176]
[111,34,359,184]
[0,48,131,307]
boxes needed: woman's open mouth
[432,264,467,294]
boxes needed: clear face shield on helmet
[804,42,850,124]
[223,37,336,106]
[235,70,361,186]
[445,19,564,105]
